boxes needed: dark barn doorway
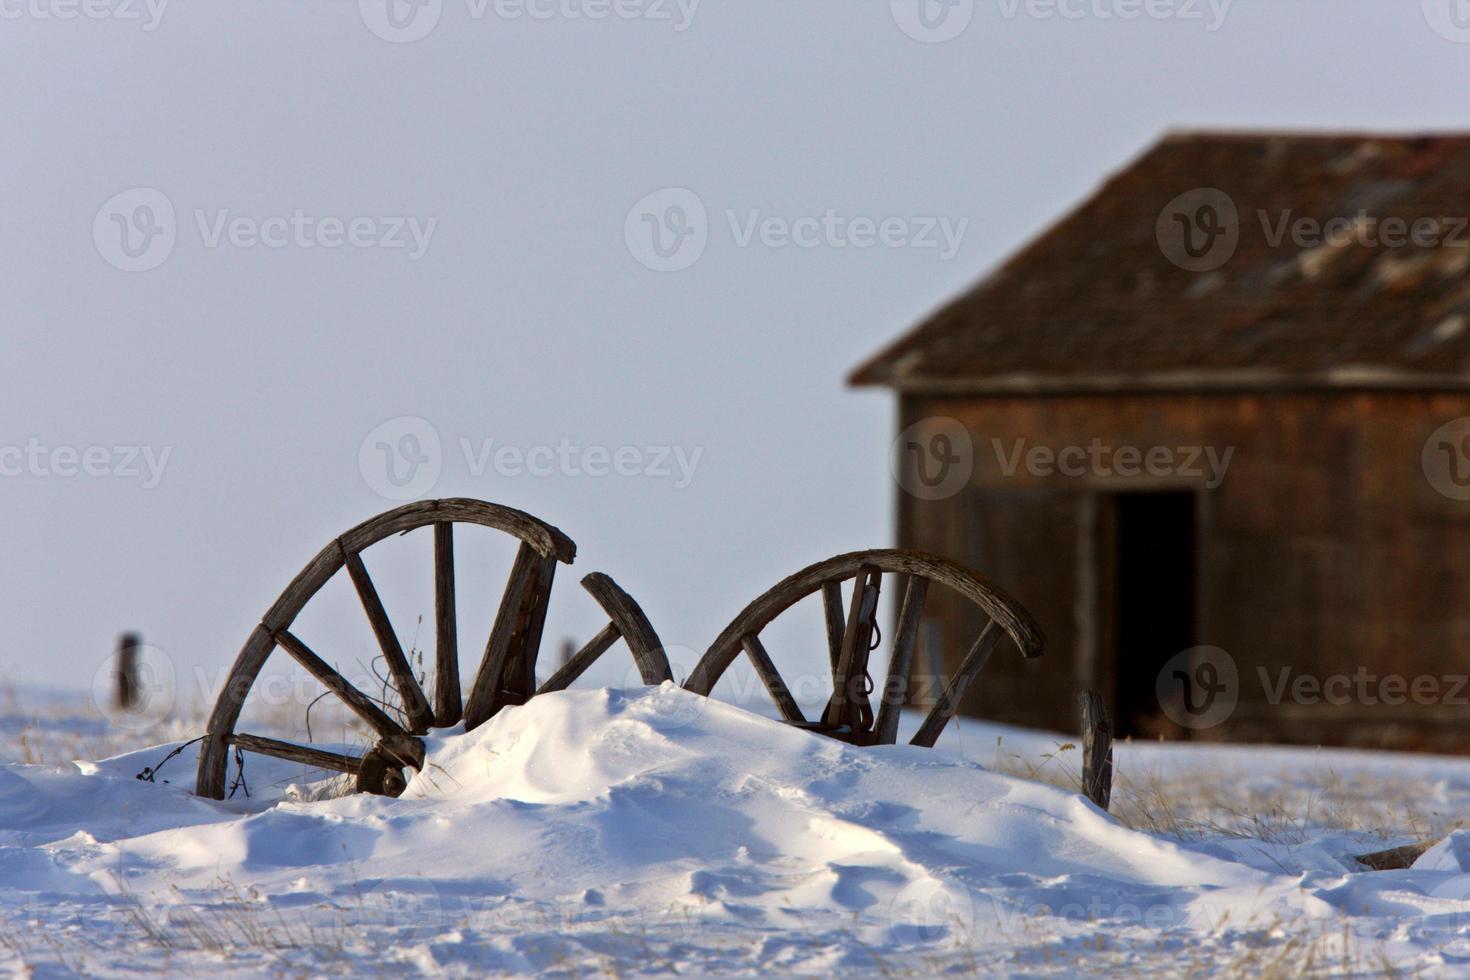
[1108,491,1197,738]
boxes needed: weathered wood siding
[896,391,1470,752]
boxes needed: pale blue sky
[1,0,1466,704]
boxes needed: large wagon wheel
[683,550,1044,747]
[196,498,672,800]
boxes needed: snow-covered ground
[3,682,1470,976]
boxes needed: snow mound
[4,684,1470,974]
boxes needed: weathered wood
[433,522,461,727]
[463,542,542,730]
[580,572,673,685]
[821,580,846,671]
[230,733,362,774]
[742,634,806,724]
[536,623,622,694]
[197,624,278,798]
[1079,689,1113,810]
[115,632,141,711]
[874,575,928,744]
[274,629,406,739]
[197,498,579,800]
[345,548,435,734]
[1354,841,1435,871]
[355,734,426,797]
[491,555,559,711]
[337,498,576,564]
[910,621,1001,748]
[822,566,880,732]
[684,549,1043,698]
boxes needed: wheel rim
[682,549,1044,747]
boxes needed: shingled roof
[850,131,1470,394]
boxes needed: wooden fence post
[1079,689,1113,811]
[116,632,141,711]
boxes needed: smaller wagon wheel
[683,550,1044,747]
[196,499,671,800]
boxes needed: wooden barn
[852,131,1470,753]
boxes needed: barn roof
[850,131,1470,394]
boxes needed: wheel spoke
[910,620,1000,748]
[536,623,621,694]
[822,565,881,732]
[230,732,362,775]
[433,522,461,727]
[345,549,435,734]
[463,542,547,729]
[741,634,805,724]
[874,575,928,744]
[821,580,846,671]
[274,629,407,739]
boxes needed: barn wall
[895,391,1470,752]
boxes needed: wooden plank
[874,575,928,744]
[910,621,1000,748]
[463,542,541,730]
[821,580,845,671]
[536,623,622,694]
[741,634,806,724]
[822,566,881,731]
[231,733,362,774]
[274,629,407,739]
[580,572,672,685]
[345,549,435,734]
[1079,689,1113,810]
[433,522,461,727]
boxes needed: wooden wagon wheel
[683,550,1044,747]
[196,498,672,800]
